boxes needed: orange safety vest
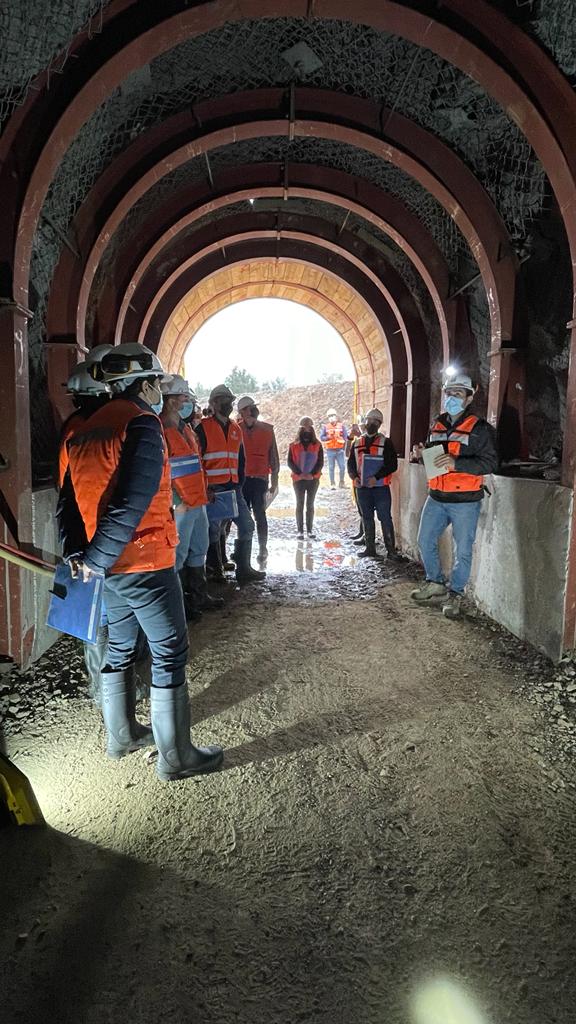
[352,434,392,488]
[67,399,177,574]
[201,416,242,485]
[324,421,346,450]
[241,421,274,478]
[58,410,84,487]
[428,414,484,495]
[164,423,207,508]
[289,441,322,481]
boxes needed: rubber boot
[179,570,202,622]
[257,526,268,566]
[382,523,403,561]
[206,541,226,581]
[220,533,236,572]
[83,624,108,708]
[358,521,379,558]
[235,539,266,583]
[350,521,364,541]
[101,668,154,760]
[151,683,224,782]
[187,566,224,610]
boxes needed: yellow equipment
[0,752,44,827]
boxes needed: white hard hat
[66,361,109,396]
[160,374,195,398]
[98,343,165,391]
[365,408,384,424]
[85,344,114,365]
[209,383,236,402]
[442,372,475,393]
[326,408,337,417]
[237,395,256,412]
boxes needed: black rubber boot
[179,570,202,621]
[206,541,226,581]
[151,683,224,782]
[101,668,154,759]
[358,521,379,558]
[382,523,403,561]
[220,534,236,571]
[350,522,364,541]
[187,566,224,610]
[235,539,266,583]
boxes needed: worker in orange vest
[411,371,498,619]
[58,343,223,781]
[347,408,399,559]
[195,383,265,583]
[320,408,348,489]
[160,374,224,619]
[237,395,280,566]
[287,417,324,539]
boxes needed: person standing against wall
[411,372,498,619]
[347,408,399,559]
[320,408,348,489]
[237,395,280,567]
[288,417,324,539]
[160,374,224,619]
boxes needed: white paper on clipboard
[422,444,449,480]
[265,486,279,509]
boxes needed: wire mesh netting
[0,0,110,127]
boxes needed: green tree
[261,376,287,393]
[224,366,258,393]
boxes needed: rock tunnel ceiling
[1,3,572,474]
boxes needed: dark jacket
[57,397,166,573]
[347,433,398,483]
[426,412,498,503]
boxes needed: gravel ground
[1,485,576,1024]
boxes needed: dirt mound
[250,381,355,461]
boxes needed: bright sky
[183,298,354,393]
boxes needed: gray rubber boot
[101,668,154,760]
[151,683,224,782]
[358,520,379,558]
[234,539,266,583]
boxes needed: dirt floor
[2,482,576,1024]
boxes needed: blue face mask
[151,399,163,415]
[179,401,194,420]
[444,395,466,418]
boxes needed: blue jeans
[208,484,255,544]
[326,448,345,485]
[357,485,393,530]
[417,496,482,594]
[174,504,209,570]
[103,568,188,688]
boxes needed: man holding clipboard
[411,371,498,619]
[347,408,399,559]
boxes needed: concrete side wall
[392,462,573,662]
[29,487,60,664]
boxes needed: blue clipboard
[206,490,239,523]
[46,562,105,645]
[298,450,318,475]
[361,455,384,486]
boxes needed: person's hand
[69,559,96,583]
[433,452,456,471]
[367,476,377,488]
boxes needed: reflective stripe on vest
[241,421,274,478]
[289,441,322,480]
[67,398,177,574]
[353,435,391,487]
[165,423,207,508]
[428,414,483,494]
[324,421,346,449]
[201,417,242,484]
